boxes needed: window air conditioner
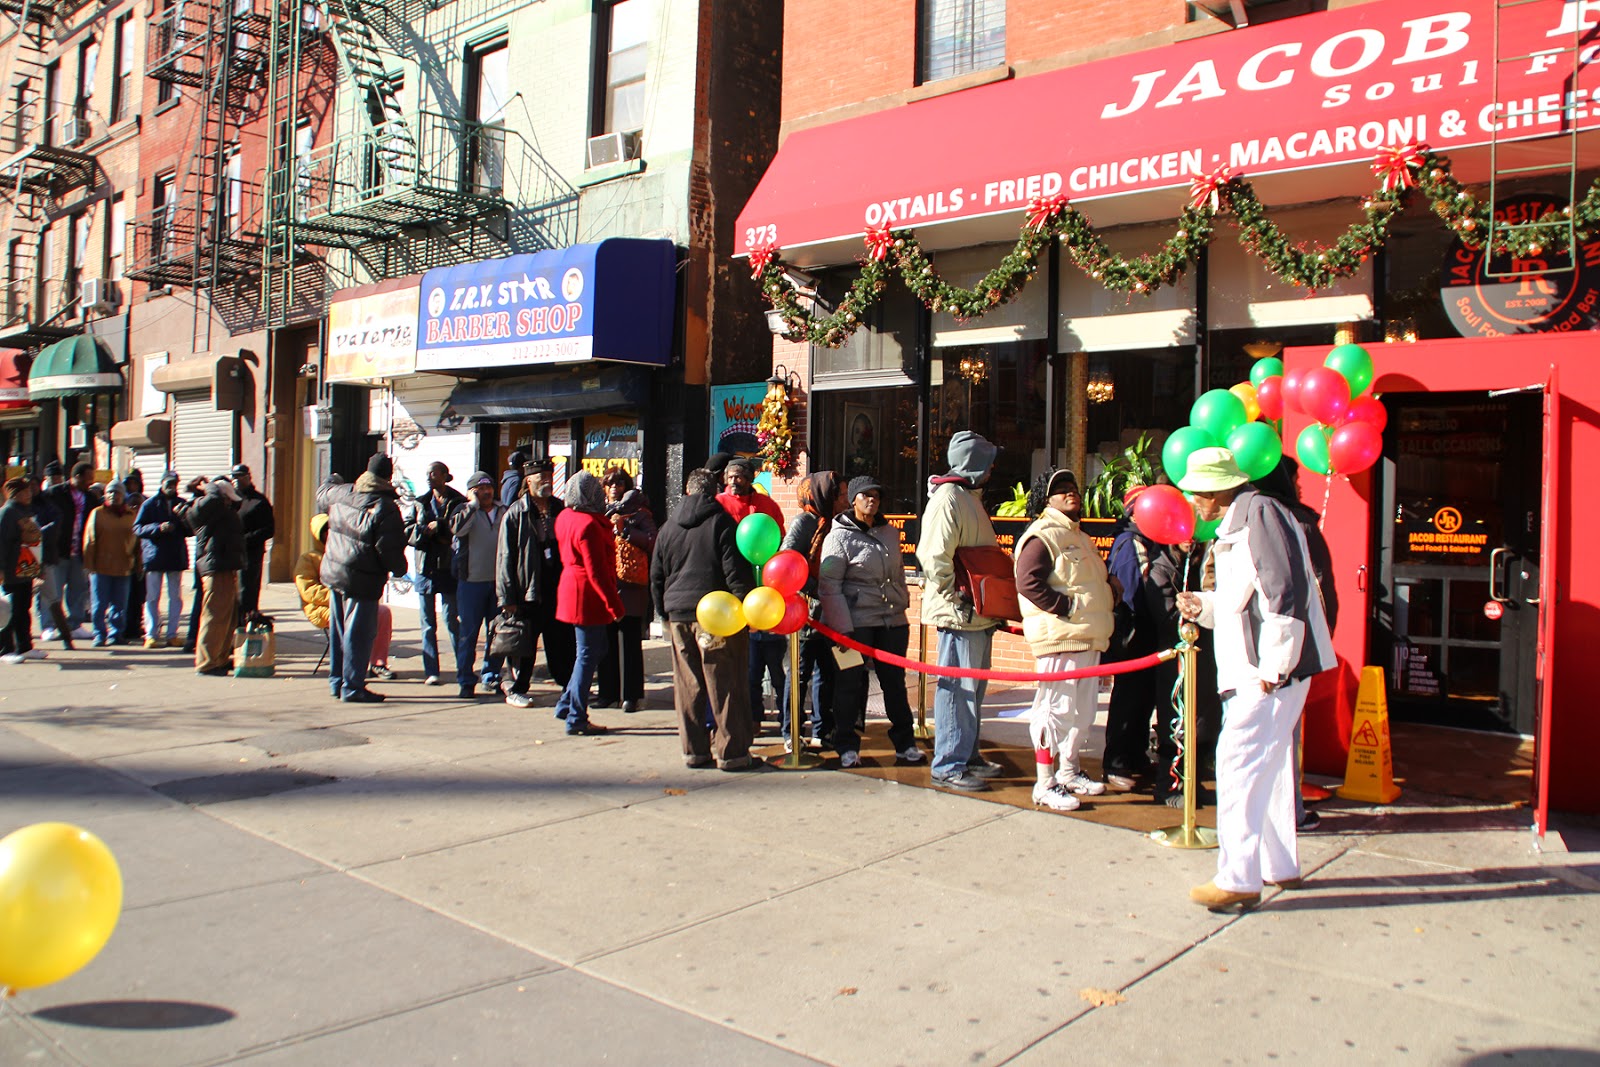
[62,117,86,147]
[81,277,117,312]
[585,130,640,170]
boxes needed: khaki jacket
[83,506,137,577]
[916,480,999,631]
[1015,508,1115,656]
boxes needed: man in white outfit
[1176,448,1334,911]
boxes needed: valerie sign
[415,239,677,372]
[737,0,1600,253]
[327,287,419,383]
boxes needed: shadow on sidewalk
[31,1000,234,1030]
[1264,863,1595,911]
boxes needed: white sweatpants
[1026,650,1100,771]
[1214,679,1308,893]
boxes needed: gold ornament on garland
[754,146,1600,347]
[757,370,796,474]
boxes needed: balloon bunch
[1280,344,1386,476]
[0,823,122,992]
[696,512,811,638]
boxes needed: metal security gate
[129,448,169,489]
[170,391,236,481]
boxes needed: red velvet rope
[808,619,1176,682]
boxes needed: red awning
[737,0,1600,266]
[0,349,31,411]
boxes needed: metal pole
[914,620,932,740]
[1152,621,1218,849]
[778,627,820,770]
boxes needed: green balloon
[1225,421,1283,481]
[735,512,782,565]
[1193,517,1221,542]
[1325,343,1374,398]
[1190,388,1249,442]
[1296,424,1333,476]
[1162,425,1218,484]
[1248,357,1285,388]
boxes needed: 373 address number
[744,225,778,249]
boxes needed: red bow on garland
[863,225,893,262]
[748,241,777,279]
[1026,193,1070,231]
[1371,143,1428,193]
[1188,165,1237,212]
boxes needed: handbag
[488,613,535,659]
[615,538,650,586]
[953,545,1021,622]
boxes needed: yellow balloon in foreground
[0,822,122,991]
[1230,381,1261,423]
[696,590,747,637]
[743,586,787,631]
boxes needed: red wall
[1287,333,1600,815]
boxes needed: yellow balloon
[0,823,122,991]
[696,591,747,637]
[743,586,786,631]
[1230,382,1261,423]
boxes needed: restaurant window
[595,0,648,136]
[918,0,1005,85]
[110,15,134,122]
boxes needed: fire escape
[0,0,98,349]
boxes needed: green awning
[28,336,121,401]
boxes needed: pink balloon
[1256,376,1285,421]
[1131,484,1197,545]
[1328,420,1383,474]
[1299,365,1352,426]
[770,593,809,635]
[1342,395,1388,433]
[762,549,810,597]
[1282,367,1307,413]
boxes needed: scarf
[798,471,843,572]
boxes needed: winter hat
[310,514,329,544]
[466,471,494,489]
[1122,483,1148,508]
[847,475,883,500]
[1177,447,1249,493]
[213,478,241,502]
[946,431,998,482]
[705,452,732,477]
[563,469,605,513]
[725,455,757,476]
[367,452,394,480]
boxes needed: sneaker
[480,676,501,693]
[22,650,46,661]
[896,746,926,764]
[91,636,107,648]
[71,626,93,641]
[40,628,60,642]
[839,750,862,769]
[1105,773,1138,792]
[341,689,386,704]
[1297,810,1322,832]
[966,759,1005,779]
[0,654,23,665]
[423,675,440,686]
[567,722,609,736]
[932,771,989,792]
[144,638,164,650]
[1055,770,1107,796]
[505,692,534,708]
[684,754,714,768]
[1032,781,1082,812]
[369,665,396,681]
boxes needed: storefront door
[1372,393,1543,735]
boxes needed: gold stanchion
[777,628,821,770]
[913,621,933,740]
[1151,621,1218,850]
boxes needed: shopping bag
[233,623,277,678]
[487,613,535,659]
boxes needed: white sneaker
[22,649,47,660]
[71,626,93,641]
[840,750,862,769]
[1055,769,1107,796]
[40,628,59,642]
[1032,782,1082,812]
[897,746,926,764]
[504,692,534,708]
[0,654,23,665]
[423,675,440,686]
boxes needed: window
[4,239,21,322]
[224,147,243,235]
[38,221,55,313]
[43,60,61,145]
[107,194,126,283]
[918,0,1005,85]
[153,172,176,258]
[68,211,91,304]
[77,38,98,117]
[464,39,508,194]
[596,0,648,135]
[111,15,134,122]
[157,0,176,106]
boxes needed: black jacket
[237,488,276,558]
[405,485,466,595]
[177,487,245,576]
[316,473,408,600]
[650,493,754,622]
[40,483,89,560]
[29,494,61,567]
[496,494,561,609]
[0,500,34,585]
[132,491,190,572]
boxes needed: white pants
[1026,650,1100,770]
[1214,679,1308,893]
[145,571,184,641]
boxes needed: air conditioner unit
[81,277,117,312]
[61,117,85,147]
[304,403,334,441]
[585,130,641,170]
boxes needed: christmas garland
[752,147,1600,347]
[756,379,794,474]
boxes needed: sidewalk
[2,585,1598,1066]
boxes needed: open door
[1535,365,1559,839]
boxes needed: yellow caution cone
[1336,666,1401,804]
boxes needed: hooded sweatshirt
[650,492,755,622]
[917,432,1000,631]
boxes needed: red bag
[953,545,1021,622]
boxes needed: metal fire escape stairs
[1483,0,1586,277]
[0,0,96,348]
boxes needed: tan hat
[1177,447,1249,493]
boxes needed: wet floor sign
[1336,666,1402,804]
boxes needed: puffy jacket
[650,493,754,622]
[83,505,138,577]
[178,487,245,576]
[238,488,275,557]
[405,485,466,595]
[294,549,330,630]
[1013,507,1115,657]
[133,491,190,572]
[316,473,407,600]
[916,478,1000,631]
[41,483,89,560]
[818,512,909,633]
[555,508,623,626]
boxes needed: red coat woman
[551,471,622,734]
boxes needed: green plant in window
[1084,433,1158,519]
[993,482,1029,518]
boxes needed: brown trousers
[196,571,239,673]
[668,621,752,764]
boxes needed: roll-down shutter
[171,391,236,479]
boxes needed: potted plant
[1084,432,1159,519]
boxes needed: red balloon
[1130,484,1196,545]
[1328,420,1383,474]
[1256,375,1285,421]
[762,549,810,597]
[1298,365,1352,426]
[1282,367,1307,413]
[1342,395,1388,433]
[771,593,809,635]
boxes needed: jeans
[554,623,605,730]
[48,558,88,628]
[90,574,131,644]
[417,588,459,679]
[748,632,787,727]
[145,570,184,641]
[329,590,380,698]
[930,626,993,780]
[455,580,502,688]
[831,624,915,757]
[782,630,837,743]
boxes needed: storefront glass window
[928,339,1046,505]
[1083,346,1195,469]
[811,386,921,514]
